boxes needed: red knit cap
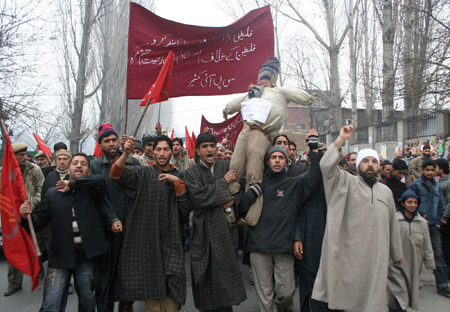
[97,123,118,143]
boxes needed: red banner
[0,133,40,290]
[32,133,53,161]
[139,51,174,106]
[200,113,243,147]
[127,3,274,99]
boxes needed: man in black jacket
[20,153,121,312]
[382,158,408,205]
[239,129,322,312]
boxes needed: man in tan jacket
[223,57,315,225]
[311,125,403,312]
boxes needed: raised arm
[320,125,355,182]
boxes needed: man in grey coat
[312,125,403,312]
[184,132,246,312]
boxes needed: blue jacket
[409,176,443,225]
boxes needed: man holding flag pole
[0,128,44,296]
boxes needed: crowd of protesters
[2,56,450,312]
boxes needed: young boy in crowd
[387,190,435,311]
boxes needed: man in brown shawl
[184,132,247,312]
[110,135,192,312]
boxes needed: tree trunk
[381,0,398,122]
[69,0,94,153]
[348,0,358,129]
[324,0,343,131]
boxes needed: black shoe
[3,286,22,296]
[438,287,450,298]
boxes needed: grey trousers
[250,252,295,312]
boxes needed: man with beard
[382,158,408,205]
[90,123,139,312]
[225,146,234,161]
[20,153,121,311]
[239,137,322,312]
[311,125,403,312]
[411,144,432,179]
[216,143,226,159]
[35,151,54,177]
[184,132,246,311]
[110,135,192,311]
[170,137,190,172]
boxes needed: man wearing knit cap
[131,141,144,157]
[2,143,45,296]
[223,56,316,226]
[312,125,403,312]
[90,122,139,311]
[239,134,322,312]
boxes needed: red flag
[93,141,103,158]
[200,113,243,147]
[127,4,274,99]
[0,133,40,290]
[139,51,174,106]
[32,133,53,161]
[191,131,197,148]
[170,129,174,140]
[185,126,194,158]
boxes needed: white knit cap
[216,143,225,150]
[356,148,380,171]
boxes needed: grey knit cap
[265,145,289,162]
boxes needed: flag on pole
[0,133,40,290]
[32,133,53,161]
[139,51,174,107]
[170,129,174,140]
[191,131,197,148]
[185,126,194,158]
[93,141,103,159]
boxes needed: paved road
[0,251,448,311]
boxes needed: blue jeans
[40,249,96,312]
[429,225,449,290]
